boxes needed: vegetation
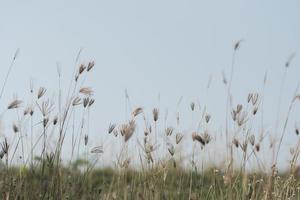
[0,42,299,199]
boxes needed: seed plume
[132,107,143,117]
[79,87,94,96]
[152,108,159,122]
[8,99,22,109]
[37,87,47,99]
[87,61,95,72]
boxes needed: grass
[0,43,299,199]
[0,165,299,199]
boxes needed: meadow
[0,41,300,200]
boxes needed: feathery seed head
[108,123,116,134]
[121,158,131,168]
[53,116,58,125]
[167,143,175,156]
[251,93,259,105]
[30,108,34,116]
[72,97,82,106]
[87,61,95,72]
[79,87,94,96]
[83,97,90,108]
[0,138,9,157]
[113,130,118,137]
[190,102,195,111]
[253,106,258,115]
[176,133,184,144]
[120,120,136,142]
[41,100,54,117]
[236,104,243,114]
[249,135,255,146]
[202,131,211,145]
[233,138,239,148]
[88,98,95,107]
[78,64,86,74]
[192,132,205,145]
[8,100,22,109]
[12,123,19,133]
[152,108,159,122]
[84,134,88,146]
[165,127,174,136]
[237,111,248,126]
[91,146,104,154]
[234,39,243,51]
[37,87,47,99]
[295,95,300,101]
[144,129,149,136]
[247,93,253,103]
[43,117,49,128]
[132,107,143,117]
[124,120,136,142]
[241,140,248,152]
[231,110,237,121]
[255,143,260,152]
[205,114,211,123]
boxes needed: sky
[0,0,300,169]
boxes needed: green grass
[0,163,299,199]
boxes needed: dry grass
[0,44,299,199]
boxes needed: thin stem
[0,49,19,101]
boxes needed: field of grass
[0,166,299,199]
[0,42,300,199]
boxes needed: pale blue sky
[0,1,300,168]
